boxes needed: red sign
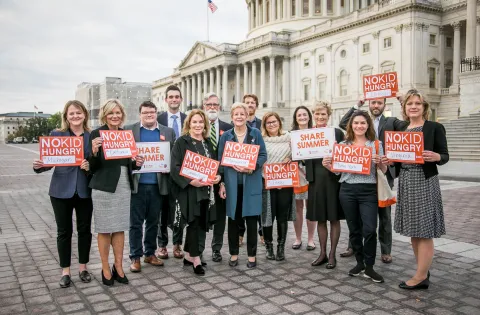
[180,150,220,182]
[263,162,300,189]
[221,141,259,170]
[99,130,137,160]
[331,144,372,175]
[385,131,424,164]
[363,72,398,100]
[39,136,84,166]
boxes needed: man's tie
[172,115,180,138]
[210,121,217,151]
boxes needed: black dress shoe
[229,258,238,267]
[246,259,257,269]
[59,275,71,288]
[101,270,114,287]
[184,258,207,266]
[399,278,430,290]
[193,264,205,275]
[311,256,328,266]
[79,270,91,283]
[326,258,337,269]
[212,250,223,262]
[112,265,129,284]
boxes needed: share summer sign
[363,72,398,100]
[290,128,335,160]
[99,130,138,160]
[132,142,170,173]
[39,136,84,166]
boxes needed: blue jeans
[129,184,163,259]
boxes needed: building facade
[76,77,152,128]
[152,0,479,127]
[0,112,51,143]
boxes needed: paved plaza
[1,144,480,315]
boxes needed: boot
[276,222,288,261]
[263,226,275,260]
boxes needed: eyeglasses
[141,111,157,115]
[265,120,278,126]
[205,103,220,108]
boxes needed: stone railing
[238,31,290,51]
[440,88,450,95]
[461,56,480,72]
[153,77,173,87]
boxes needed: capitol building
[152,0,480,126]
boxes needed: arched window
[359,65,373,92]
[339,70,348,96]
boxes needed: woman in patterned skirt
[394,91,449,290]
[89,100,144,286]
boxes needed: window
[383,37,392,49]
[429,67,436,88]
[314,0,321,14]
[303,0,309,16]
[304,84,310,101]
[381,61,395,73]
[362,43,370,54]
[445,68,452,87]
[318,80,326,100]
[340,70,348,96]
[359,65,373,92]
[446,37,452,48]
[304,58,310,67]
[291,0,296,16]
[12,126,15,130]
[318,54,324,64]
[429,34,436,45]
[340,50,346,58]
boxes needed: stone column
[198,72,203,106]
[336,0,342,15]
[260,58,266,105]
[296,0,301,17]
[203,71,208,98]
[263,0,267,24]
[216,67,221,99]
[283,57,290,102]
[477,17,480,56]
[271,0,276,21]
[361,0,367,9]
[439,26,445,88]
[256,0,260,26]
[349,0,354,12]
[269,55,276,107]
[291,55,296,102]
[236,66,241,102]
[222,66,229,109]
[297,53,302,104]
[244,63,249,95]
[311,49,317,102]
[452,22,462,86]
[284,0,289,19]
[181,78,186,110]
[248,3,251,31]
[186,77,191,110]
[466,0,477,58]
[252,60,257,94]
[277,0,281,19]
[209,69,215,93]
[309,0,314,17]
[191,74,197,107]
[322,0,327,16]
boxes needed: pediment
[179,42,222,68]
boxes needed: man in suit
[156,85,187,259]
[339,96,408,263]
[202,92,233,262]
[125,101,176,272]
[243,94,262,129]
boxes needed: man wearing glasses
[156,85,187,260]
[203,92,233,262]
[125,101,176,272]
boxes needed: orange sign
[221,141,259,170]
[331,144,372,175]
[385,131,424,164]
[263,162,300,189]
[363,72,398,100]
[180,150,220,182]
[99,130,137,160]
[39,136,84,166]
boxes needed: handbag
[375,140,396,207]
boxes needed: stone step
[450,156,480,161]
[448,144,480,149]
[447,149,480,154]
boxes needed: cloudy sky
[0,0,248,114]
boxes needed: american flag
[34,105,38,110]
[208,0,218,13]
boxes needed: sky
[0,0,248,114]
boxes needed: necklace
[234,128,247,137]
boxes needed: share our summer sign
[132,142,170,173]
[39,136,84,166]
[99,130,138,160]
[384,131,424,164]
[363,72,398,100]
[290,128,335,160]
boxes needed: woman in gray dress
[89,99,144,286]
[395,91,448,290]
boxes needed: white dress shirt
[167,110,181,129]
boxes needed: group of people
[34,85,448,291]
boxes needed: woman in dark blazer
[88,99,144,286]
[394,91,449,290]
[170,109,220,275]
[33,100,92,288]
[218,102,267,269]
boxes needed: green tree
[47,112,62,131]
[24,117,50,140]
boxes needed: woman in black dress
[306,102,345,268]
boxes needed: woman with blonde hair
[33,100,92,288]
[88,99,144,286]
[395,91,448,290]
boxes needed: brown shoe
[173,245,184,259]
[144,255,164,266]
[381,254,393,264]
[130,258,141,273]
[156,247,168,259]
[340,248,354,258]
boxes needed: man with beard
[339,96,408,264]
[243,94,262,129]
[202,92,233,262]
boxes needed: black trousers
[339,183,378,266]
[211,185,226,251]
[263,188,293,243]
[184,200,208,257]
[50,195,93,268]
[158,197,183,246]
[228,185,257,257]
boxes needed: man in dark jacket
[339,96,408,263]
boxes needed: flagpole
[207,4,210,42]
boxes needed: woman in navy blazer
[218,102,267,269]
[33,100,93,288]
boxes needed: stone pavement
[1,143,480,315]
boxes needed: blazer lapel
[133,123,141,142]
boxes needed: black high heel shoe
[193,264,205,275]
[101,270,114,287]
[399,278,430,290]
[112,265,129,284]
